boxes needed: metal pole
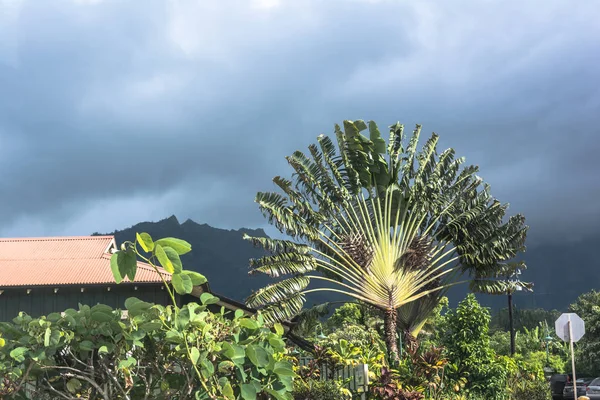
[569,317,577,400]
[508,292,515,356]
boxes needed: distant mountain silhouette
[96,216,600,312]
[95,215,272,301]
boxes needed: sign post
[555,313,585,400]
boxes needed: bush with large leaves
[245,120,528,361]
[0,234,295,400]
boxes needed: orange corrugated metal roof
[0,236,171,287]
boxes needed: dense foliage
[0,298,294,399]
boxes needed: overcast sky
[0,0,598,246]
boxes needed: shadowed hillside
[96,216,600,312]
[95,215,271,301]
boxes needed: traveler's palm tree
[245,120,527,361]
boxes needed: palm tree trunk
[384,308,399,364]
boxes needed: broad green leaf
[110,252,123,284]
[220,379,235,400]
[246,345,269,367]
[182,270,207,286]
[274,361,295,377]
[91,311,114,323]
[136,232,154,252]
[98,345,109,354]
[218,360,235,373]
[0,338,5,348]
[79,340,94,352]
[234,309,244,320]
[239,318,259,330]
[241,383,258,400]
[222,342,245,364]
[111,249,137,282]
[265,388,289,400]
[190,347,200,365]
[66,378,82,394]
[155,244,173,273]
[172,273,193,295]
[200,293,219,305]
[200,358,215,378]
[163,246,182,274]
[155,237,192,255]
[273,322,284,336]
[10,347,27,362]
[139,322,162,332]
[125,297,153,317]
[44,327,51,347]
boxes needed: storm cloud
[0,0,599,245]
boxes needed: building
[0,235,254,321]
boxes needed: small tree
[441,294,509,399]
[569,290,600,375]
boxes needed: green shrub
[293,379,351,400]
[0,299,294,399]
[441,294,509,400]
[510,379,551,400]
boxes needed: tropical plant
[569,290,600,375]
[440,294,510,400]
[245,119,527,361]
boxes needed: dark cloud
[0,0,598,244]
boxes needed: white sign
[555,313,585,342]
[555,313,585,400]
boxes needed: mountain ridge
[97,216,600,312]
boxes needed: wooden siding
[0,284,171,322]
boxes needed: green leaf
[182,270,207,286]
[44,327,51,347]
[139,322,162,332]
[190,347,200,365]
[0,338,5,348]
[246,345,269,367]
[155,244,174,273]
[154,237,192,255]
[274,361,295,377]
[118,356,137,369]
[241,383,258,400]
[10,347,28,362]
[218,360,235,373]
[136,232,154,252]
[265,388,289,400]
[172,273,193,295]
[220,379,235,400]
[79,340,94,352]
[234,309,244,320]
[66,378,82,394]
[98,345,109,354]
[123,250,138,281]
[273,322,284,336]
[200,293,219,305]
[239,318,259,330]
[222,342,246,364]
[110,252,123,284]
[163,246,182,274]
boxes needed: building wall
[0,284,172,322]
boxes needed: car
[563,377,595,399]
[551,374,569,399]
[585,377,600,399]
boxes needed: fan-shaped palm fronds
[246,120,529,361]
